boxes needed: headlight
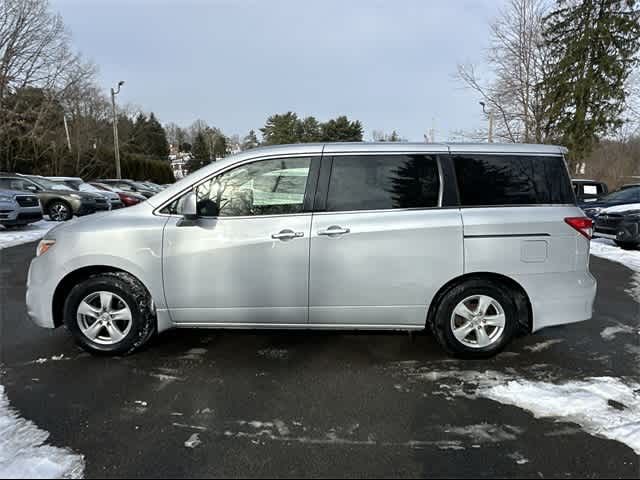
[0,195,14,202]
[36,239,56,257]
[584,207,602,216]
[69,193,82,199]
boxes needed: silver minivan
[26,143,596,358]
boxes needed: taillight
[565,217,593,239]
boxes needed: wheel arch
[426,272,532,335]
[52,265,152,328]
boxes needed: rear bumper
[513,271,597,332]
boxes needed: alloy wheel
[76,291,133,345]
[450,294,506,349]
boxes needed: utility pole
[479,101,494,143]
[111,81,125,178]
[62,114,72,152]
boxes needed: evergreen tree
[321,116,364,142]
[241,129,260,150]
[542,0,640,168]
[298,116,322,142]
[187,131,211,173]
[213,134,228,159]
[146,113,170,159]
[261,112,300,145]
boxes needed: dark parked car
[572,179,608,204]
[95,179,157,198]
[580,186,640,218]
[0,174,98,221]
[593,204,640,249]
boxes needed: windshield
[29,177,74,191]
[602,188,640,202]
[78,183,104,193]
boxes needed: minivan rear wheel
[63,272,156,356]
[431,279,517,359]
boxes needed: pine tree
[187,131,210,173]
[241,129,260,150]
[298,116,322,142]
[542,0,640,169]
[260,112,300,145]
[146,113,169,159]
[321,116,364,142]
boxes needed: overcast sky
[50,0,501,142]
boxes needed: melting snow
[0,221,57,251]
[184,434,201,449]
[0,385,84,478]
[591,239,640,273]
[394,364,640,455]
[524,339,564,353]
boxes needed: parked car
[0,188,43,227]
[95,179,157,198]
[89,182,147,207]
[0,174,98,221]
[27,143,595,359]
[620,183,640,190]
[572,179,608,203]
[593,203,640,249]
[580,186,640,218]
[47,177,123,210]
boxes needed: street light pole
[111,81,125,178]
[479,101,494,143]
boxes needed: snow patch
[482,377,640,454]
[184,434,201,449]
[392,364,640,454]
[591,239,640,273]
[257,348,289,360]
[601,324,638,341]
[524,339,564,353]
[444,424,523,443]
[0,221,57,251]
[0,385,84,478]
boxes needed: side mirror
[179,191,198,220]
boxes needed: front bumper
[0,204,43,225]
[74,200,97,216]
[594,218,640,243]
[26,253,58,328]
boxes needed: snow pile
[482,377,640,454]
[590,239,640,273]
[0,385,84,478]
[0,221,56,251]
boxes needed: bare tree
[456,0,550,143]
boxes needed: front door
[163,156,318,326]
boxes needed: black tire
[63,272,156,356]
[47,200,73,221]
[431,279,518,359]
[615,241,639,250]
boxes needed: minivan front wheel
[63,272,156,356]
[432,279,517,358]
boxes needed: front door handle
[318,226,351,236]
[271,229,304,240]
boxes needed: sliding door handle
[318,226,351,236]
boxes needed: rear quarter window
[453,154,575,206]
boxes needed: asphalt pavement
[0,242,638,478]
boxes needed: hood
[602,203,640,214]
